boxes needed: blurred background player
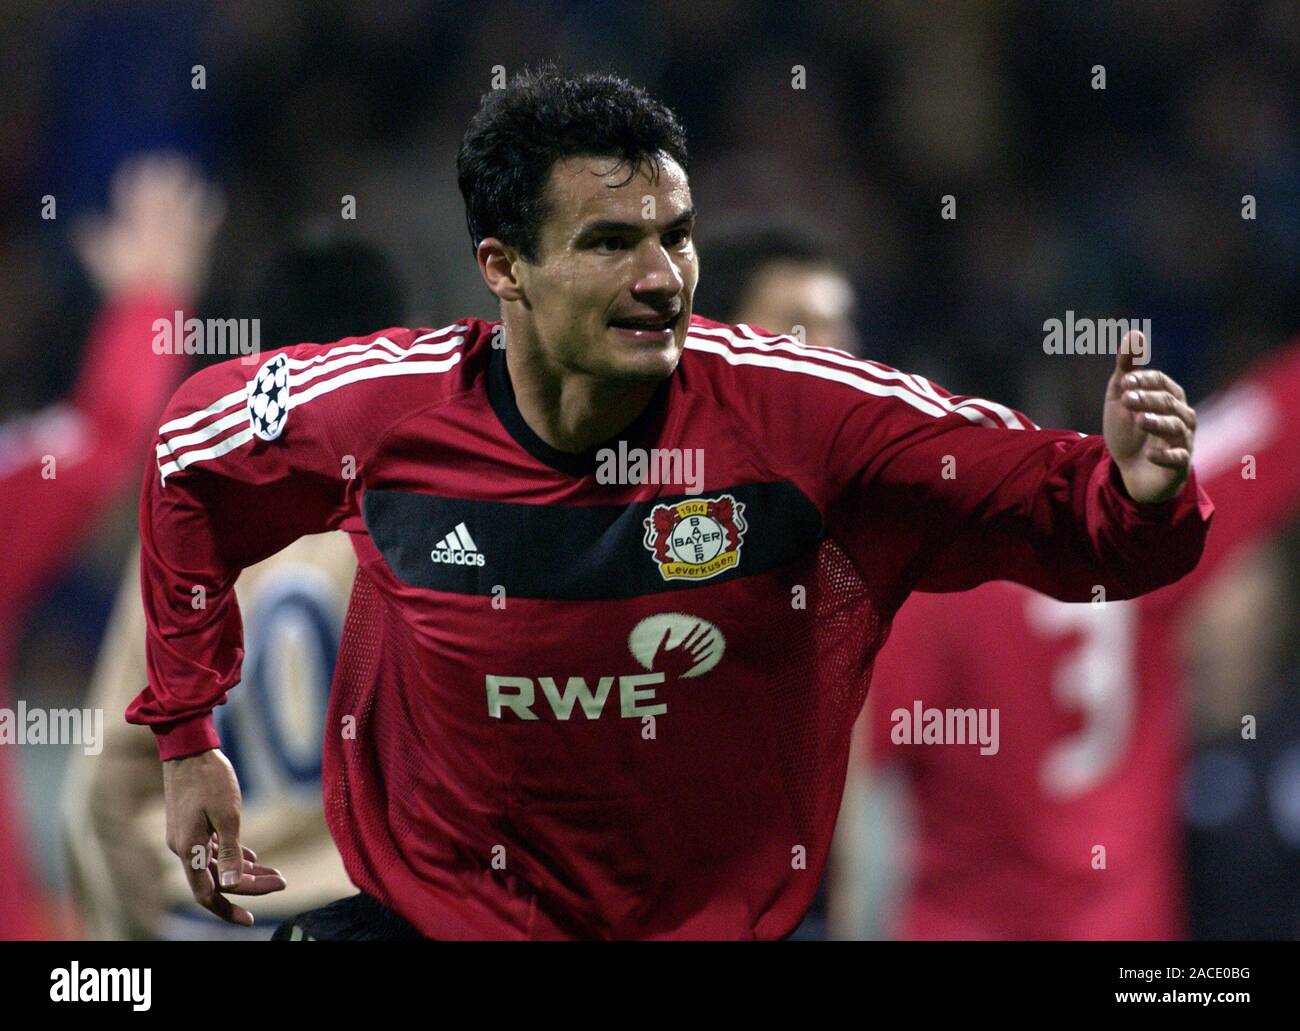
[849,339,1300,939]
[692,214,861,359]
[60,232,407,939]
[0,155,220,938]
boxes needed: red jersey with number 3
[865,341,1300,939]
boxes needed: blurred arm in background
[0,154,221,939]
[0,154,222,616]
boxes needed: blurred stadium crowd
[0,0,1297,939]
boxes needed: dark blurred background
[1,0,1297,938]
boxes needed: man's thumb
[1114,331,1145,376]
[213,815,242,888]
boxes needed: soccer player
[128,68,1211,940]
[0,155,219,938]
[857,340,1300,939]
[61,235,405,939]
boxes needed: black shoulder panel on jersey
[362,481,822,600]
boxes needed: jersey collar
[486,342,672,478]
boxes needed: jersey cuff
[152,713,220,761]
[1102,451,1207,520]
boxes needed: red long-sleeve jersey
[865,340,1300,940]
[0,290,186,938]
[129,315,1212,939]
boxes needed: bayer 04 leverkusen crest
[642,494,747,582]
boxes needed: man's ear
[477,237,525,303]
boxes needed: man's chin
[598,332,682,381]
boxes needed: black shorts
[271,893,426,941]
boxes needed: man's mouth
[608,311,681,337]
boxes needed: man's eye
[595,237,626,252]
[665,228,691,247]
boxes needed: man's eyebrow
[575,206,697,238]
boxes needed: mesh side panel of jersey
[324,564,386,903]
[770,537,883,852]
[325,560,500,925]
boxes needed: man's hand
[73,153,225,301]
[163,749,285,926]
[1102,331,1196,504]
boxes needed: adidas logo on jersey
[431,522,485,566]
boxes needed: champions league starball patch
[248,353,291,441]
[642,494,747,582]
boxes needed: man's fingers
[204,853,287,895]
[207,867,287,896]
[179,850,251,925]
[205,861,286,894]
[1136,413,1193,446]
[201,889,254,927]
[181,846,215,901]
[1121,368,1186,402]
[1146,447,1191,470]
[210,813,243,889]
[1118,378,1197,449]
[180,849,255,925]
[207,835,257,864]
[179,838,272,924]
[203,832,284,894]
[1122,390,1196,429]
[241,863,286,885]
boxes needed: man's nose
[632,238,685,295]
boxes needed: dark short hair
[457,65,690,263]
[693,214,846,325]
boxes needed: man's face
[514,152,697,382]
[738,261,859,356]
